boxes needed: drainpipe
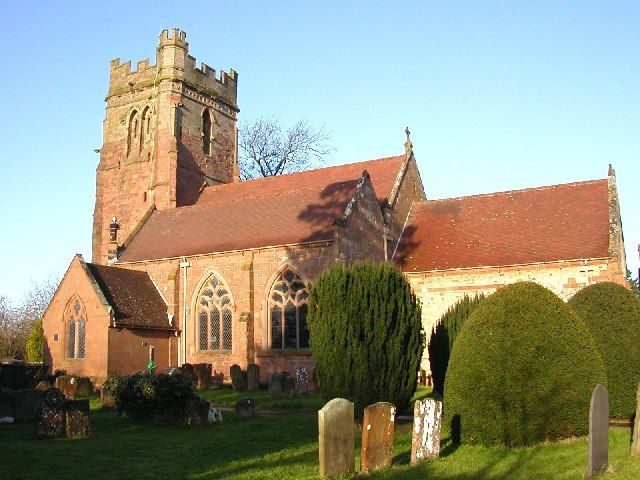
[179,258,191,365]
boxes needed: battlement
[159,28,188,48]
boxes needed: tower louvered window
[65,297,86,359]
[196,274,233,351]
[202,110,212,155]
[269,269,310,350]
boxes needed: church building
[42,29,628,383]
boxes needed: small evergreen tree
[26,319,44,363]
[428,294,484,395]
[307,262,424,416]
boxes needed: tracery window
[65,297,86,359]
[202,109,212,155]
[196,273,233,351]
[127,109,138,155]
[269,269,310,350]
[140,106,152,151]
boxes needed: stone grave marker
[631,383,640,455]
[268,373,284,399]
[361,402,395,472]
[318,398,355,477]
[66,399,91,438]
[236,397,254,419]
[282,372,295,398]
[295,367,309,395]
[36,388,67,439]
[184,396,210,427]
[411,399,443,464]
[587,383,609,477]
[35,380,51,391]
[247,364,260,392]
[193,363,212,389]
[163,366,180,376]
[230,364,247,392]
[55,375,78,399]
[14,389,44,423]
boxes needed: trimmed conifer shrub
[428,294,484,395]
[444,282,606,446]
[307,262,424,416]
[26,319,44,363]
[568,282,640,420]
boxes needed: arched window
[140,107,151,151]
[196,273,232,351]
[269,268,310,350]
[65,297,86,359]
[127,109,138,155]
[202,110,212,155]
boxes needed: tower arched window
[269,268,310,350]
[202,110,212,155]
[196,273,233,351]
[127,109,138,156]
[140,107,151,151]
[65,297,86,359]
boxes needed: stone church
[42,29,628,383]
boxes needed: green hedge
[444,282,606,446]
[428,294,484,395]
[568,282,640,420]
[307,262,424,416]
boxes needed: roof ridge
[420,178,607,206]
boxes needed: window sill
[257,349,312,357]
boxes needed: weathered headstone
[310,368,318,393]
[631,383,640,455]
[295,367,309,395]
[236,397,254,419]
[163,366,181,376]
[35,380,51,391]
[587,383,609,477]
[65,399,91,438]
[55,375,78,399]
[184,396,210,427]
[13,389,43,423]
[282,372,295,398]
[268,373,284,399]
[0,387,15,418]
[208,406,223,424]
[100,386,116,409]
[230,364,247,392]
[75,377,93,397]
[35,388,66,438]
[411,399,443,464]
[247,364,260,392]
[417,369,426,386]
[361,402,396,472]
[193,363,212,389]
[211,371,224,388]
[318,398,355,477]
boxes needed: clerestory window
[269,269,310,350]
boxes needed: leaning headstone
[247,364,260,392]
[0,387,15,418]
[361,402,396,472]
[411,399,443,464]
[230,364,247,392]
[295,367,309,395]
[193,363,212,389]
[55,375,78,399]
[65,399,91,438]
[631,383,640,455]
[236,397,254,419]
[587,383,609,477]
[13,389,43,423]
[35,388,66,438]
[268,373,284,399]
[282,372,295,398]
[184,396,210,427]
[318,398,355,478]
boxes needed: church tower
[92,29,239,264]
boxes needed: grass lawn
[1,390,639,480]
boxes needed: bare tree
[238,117,334,180]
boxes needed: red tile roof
[396,179,610,272]
[86,263,172,330]
[118,156,404,262]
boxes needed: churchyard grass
[1,396,639,479]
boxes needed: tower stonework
[92,29,239,264]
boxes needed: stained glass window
[269,269,310,349]
[195,273,233,351]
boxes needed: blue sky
[0,1,638,301]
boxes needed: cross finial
[405,126,410,141]
[404,127,413,156]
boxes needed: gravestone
[361,402,396,472]
[211,371,224,388]
[184,396,210,427]
[417,369,426,386]
[318,398,355,477]
[587,383,609,478]
[411,399,443,464]
[193,363,212,389]
[35,388,67,438]
[75,377,93,397]
[55,375,78,399]
[295,367,309,395]
[181,363,195,375]
[247,364,260,392]
[282,372,295,398]
[230,364,247,392]
[310,368,318,393]
[208,406,223,424]
[66,399,91,438]
[268,373,284,399]
[100,386,116,409]
[0,387,15,418]
[13,389,43,423]
[236,397,254,419]
[35,380,51,391]
[163,366,180,375]
[631,383,640,455]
